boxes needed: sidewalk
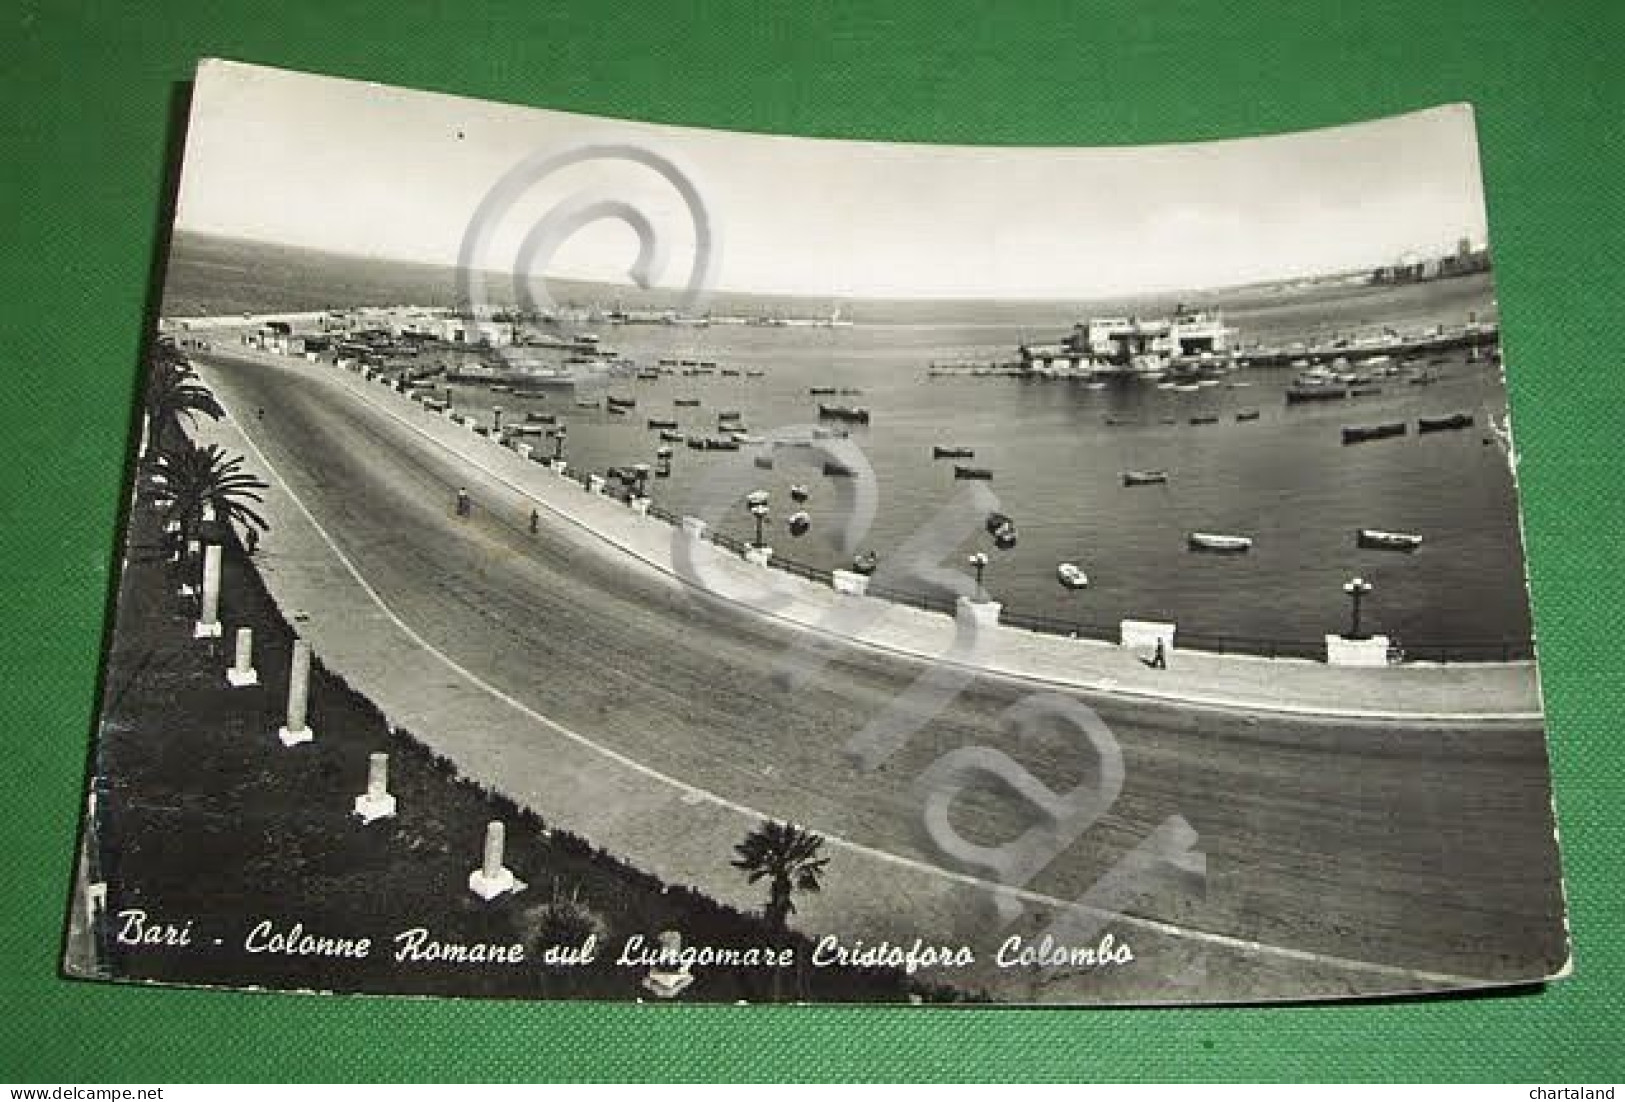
[302,351,1541,723]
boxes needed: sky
[174,59,1492,301]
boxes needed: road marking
[199,356,1494,990]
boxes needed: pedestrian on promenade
[529,508,540,535]
[1151,638,1167,669]
[456,487,470,518]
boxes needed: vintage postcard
[65,58,1568,1004]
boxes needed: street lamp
[967,551,989,599]
[551,424,568,461]
[746,490,770,548]
[1343,576,1373,640]
[492,405,503,433]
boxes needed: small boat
[1358,528,1424,551]
[717,409,742,420]
[721,369,740,377]
[788,511,811,537]
[985,513,1018,549]
[1350,385,1384,397]
[655,446,674,459]
[674,398,701,407]
[490,384,513,394]
[1122,470,1169,486]
[1189,414,1219,425]
[818,404,871,424]
[512,388,553,399]
[1056,562,1089,590]
[575,399,600,409]
[606,396,636,409]
[953,466,993,481]
[1286,382,1348,403]
[636,370,661,380]
[1103,416,1136,427]
[1173,383,1201,394]
[809,386,838,396]
[731,432,764,444]
[745,369,765,378]
[753,455,774,470]
[789,484,809,503]
[851,550,879,575]
[1418,412,1474,433]
[1188,532,1253,553]
[1235,409,1260,421]
[525,412,557,424]
[658,358,678,366]
[824,460,856,478]
[648,418,679,430]
[703,436,741,451]
[659,429,686,443]
[607,404,628,415]
[932,446,976,460]
[1341,422,1407,444]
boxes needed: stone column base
[277,725,315,748]
[630,497,652,516]
[468,866,525,902]
[744,545,773,567]
[642,971,695,999]
[226,666,260,688]
[352,792,398,824]
[1324,634,1392,667]
[193,621,223,639]
[832,570,869,596]
[955,596,1003,630]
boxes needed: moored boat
[788,511,810,537]
[647,418,678,430]
[658,429,686,442]
[1341,421,1407,444]
[953,466,993,481]
[525,411,557,424]
[1235,408,1260,421]
[817,403,872,425]
[1418,412,1474,432]
[1122,470,1169,486]
[1188,532,1253,553]
[1357,528,1424,551]
[1056,562,1089,590]
[932,446,976,460]
[789,484,809,503]
[824,460,856,477]
[674,397,701,407]
[1286,381,1348,403]
[1189,414,1219,425]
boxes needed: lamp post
[746,490,770,548]
[492,405,503,433]
[1343,576,1373,640]
[552,424,568,461]
[967,552,989,600]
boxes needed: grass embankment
[89,473,965,1002]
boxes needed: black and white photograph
[66,57,1568,1005]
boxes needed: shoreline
[224,343,1540,722]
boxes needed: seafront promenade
[239,343,1538,723]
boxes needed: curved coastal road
[195,347,1566,1000]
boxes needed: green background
[2,0,1620,1082]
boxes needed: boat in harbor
[809,386,838,396]
[790,484,809,503]
[575,399,600,409]
[824,460,856,477]
[1188,532,1253,553]
[1342,421,1407,444]
[1418,412,1475,432]
[1190,414,1219,425]
[1286,380,1348,403]
[607,404,628,415]
[606,396,636,409]
[658,429,685,443]
[754,455,774,470]
[674,398,701,407]
[1358,528,1424,551]
[932,446,976,460]
[788,511,810,537]
[817,403,872,425]
[745,369,765,377]
[851,550,879,575]
[1350,385,1384,397]
[647,418,678,430]
[1235,408,1260,421]
[954,466,994,481]
[687,436,741,451]
[1056,562,1090,590]
[985,512,1019,549]
[524,411,557,424]
[1122,470,1169,486]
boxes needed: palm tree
[143,339,223,459]
[731,819,830,932]
[150,442,269,558]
